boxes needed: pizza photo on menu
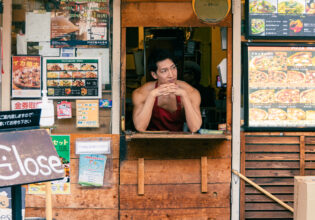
[300,89,315,103]
[306,110,315,120]
[249,70,268,83]
[12,67,41,89]
[249,108,268,121]
[269,52,287,71]
[287,52,312,66]
[249,89,275,103]
[268,108,287,120]
[249,55,271,71]
[305,70,315,84]
[286,70,305,83]
[287,108,306,120]
[268,70,287,84]
[275,89,300,103]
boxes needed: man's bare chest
[157,95,179,113]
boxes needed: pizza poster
[246,45,315,129]
[11,56,41,98]
[28,135,71,195]
[43,57,102,99]
[246,0,315,39]
[50,0,109,48]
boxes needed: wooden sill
[125,131,231,141]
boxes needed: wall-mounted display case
[245,0,315,39]
[243,43,315,131]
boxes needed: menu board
[43,57,102,99]
[244,43,315,130]
[246,0,315,39]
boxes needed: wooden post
[45,129,53,220]
[45,181,52,220]
[201,156,208,193]
[138,158,144,195]
[11,185,22,220]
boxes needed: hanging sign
[0,130,65,187]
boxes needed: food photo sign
[11,56,41,98]
[243,43,315,131]
[43,57,102,99]
[245,0,315,39]
[50,0,109,48]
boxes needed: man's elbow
[189,123,201,133]
[134,123,147,132]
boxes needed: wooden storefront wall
[25,134,120,219]
[120,0,233,219]
[120,139,231,219]
[241,132,315,219]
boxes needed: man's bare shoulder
[132,81,155,103]
[177,80,199,94]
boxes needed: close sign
[0,129,65,187]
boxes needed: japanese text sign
[0,109,41,131]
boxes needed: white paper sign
[76,140,111,154]
[26,12,51,42]
[39,41,60,56]
[76,48,110,85]
[17,34,27,55]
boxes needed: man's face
[152,58,177,85]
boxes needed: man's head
[148,49,178,84]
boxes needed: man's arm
[169,82,202,132]
[132,87,155,132]
[181,88,202,132]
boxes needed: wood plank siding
[241,133,315,220]
[25,134,120,220]
[120,139,231,219]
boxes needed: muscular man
[132,50,202,132]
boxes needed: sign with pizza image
[244,43,315,130]
[43,57,102,99]
[11,56,41,98]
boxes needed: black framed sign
[245,0,315,39]
[243,42,315,131]
[43,57,102,99]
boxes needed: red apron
[147,84,185,131]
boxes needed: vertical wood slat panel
[138,158,144,195]
[201,156,208,193]
[243,134,302,220]
[300,136,305,176]
[226,27,233,132]
[240,132,246,220]
[121,27,127,131]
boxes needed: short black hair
[148,49,175,73]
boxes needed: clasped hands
[151,83,186,97]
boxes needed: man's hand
[151,83,187,97]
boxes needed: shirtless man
[132,49,202,132]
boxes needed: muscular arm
[132,88,156,132]
[169,82,202,132]
[181,89,202,132]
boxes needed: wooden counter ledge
[125,131,231,141]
